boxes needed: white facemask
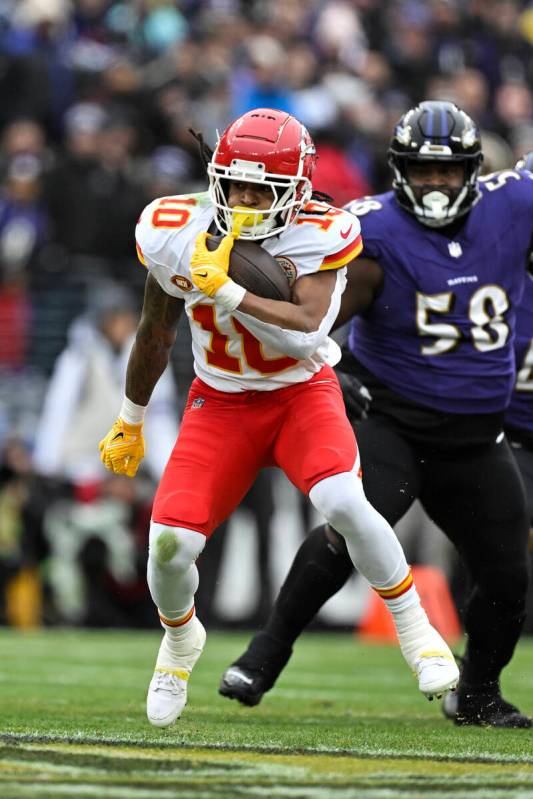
[403,182,469,228]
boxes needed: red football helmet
[207,108,317,240]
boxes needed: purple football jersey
[345,169,533,413]
[505,275,533,432]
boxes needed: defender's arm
[333,256,384,330]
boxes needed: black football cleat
[442,683,532,728]
[441,688,459,718]
[218,631,293,707]
[219,665,270,706]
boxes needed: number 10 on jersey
[192,304,298,375]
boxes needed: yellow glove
[99,417,145,477]
[190,232,234,297]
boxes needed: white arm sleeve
[233,269,344,360]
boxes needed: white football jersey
[135,192,362,392]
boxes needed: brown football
[207,236,291,301]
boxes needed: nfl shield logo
[191,398,205,409]
[448,241,462,258]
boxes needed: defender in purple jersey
[507,292,533,631]
[505,276,533,451]
[503,152,533,636]
[219,101,533,728]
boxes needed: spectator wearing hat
[33,285,178,487]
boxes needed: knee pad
[309,471,367,531]
[148,522,206,574]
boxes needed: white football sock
[309,470,410,586]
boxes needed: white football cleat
[395,606,459,699]
[146,616,206,727]
[414,652,459,699]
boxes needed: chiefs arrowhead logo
[171,275,193,292]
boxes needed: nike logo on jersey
[112,432,124,441]
[340,225,353,239]
[196,271,208,278]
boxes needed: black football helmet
[388,100,483,227]
[515,152,533,172]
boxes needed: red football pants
[152,365,358,537]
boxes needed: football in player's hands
[207,236,291,301]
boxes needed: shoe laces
[415,652,455,672]
[152,670,185,696]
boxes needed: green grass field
[1,628,532,798]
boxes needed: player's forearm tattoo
[126,275,183,405]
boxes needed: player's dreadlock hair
[310,189,334,203]
[189,128,214,171]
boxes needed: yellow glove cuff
[119,418,143,435]
[215,280,246,311]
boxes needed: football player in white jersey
[99,108,459,727]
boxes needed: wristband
[215,280,246,312]
[119,396,147,425]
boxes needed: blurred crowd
[1,0,532,629]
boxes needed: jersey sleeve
[135,197,187,271]
[316,206,362,270]
[269,202,362,279]
[508,169,533,219]
[134,193,208,294]
[511,172,533,275]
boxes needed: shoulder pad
[478,169,533,217]
[296,201,362,270]
[135,192,210,269]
